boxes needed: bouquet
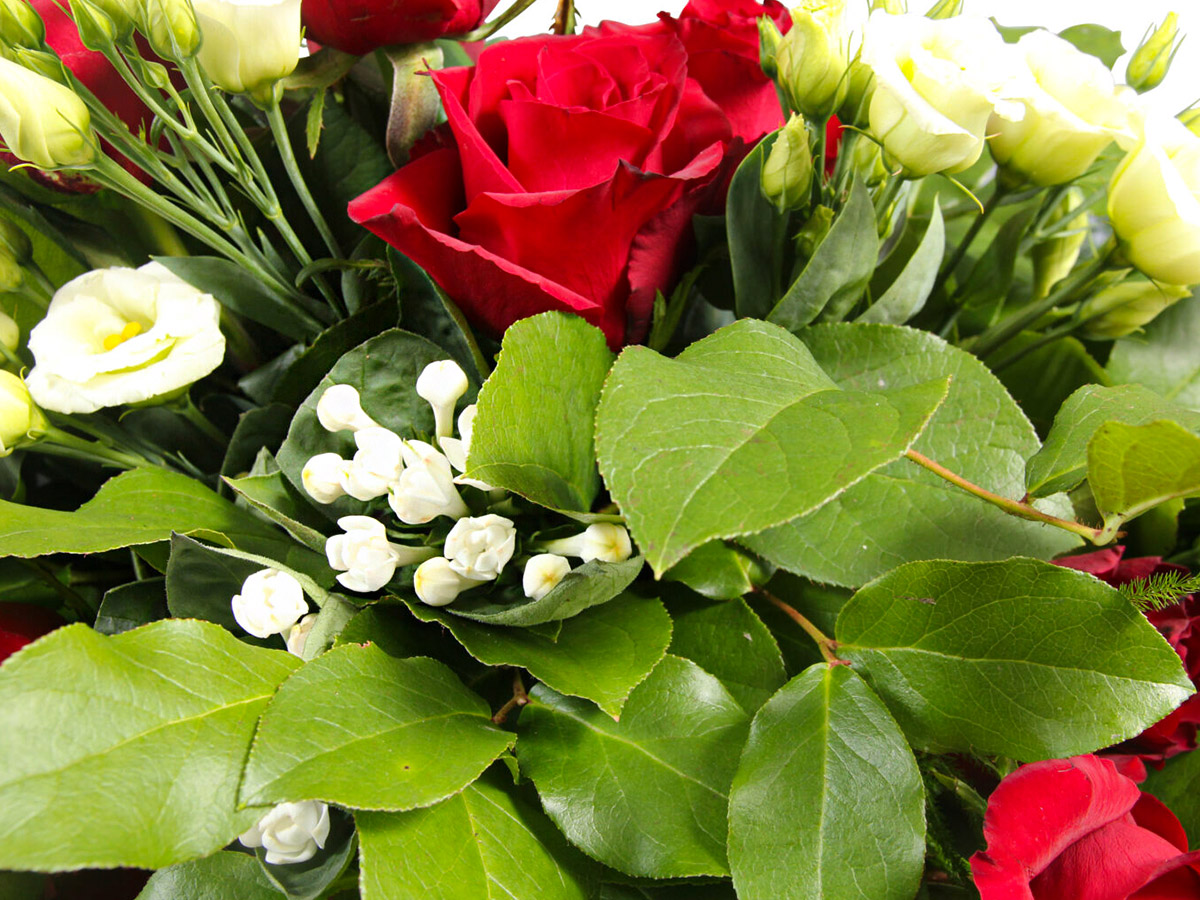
[1,0,1200,897]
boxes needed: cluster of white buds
[326,516,435,593]
[414,514,517,606]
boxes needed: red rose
[301,0,501,56]
[971,755,1200,899]
[0,603,64,664]
[1056,547,1200,769]
[350,11,783,347]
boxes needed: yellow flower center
[102,321,143,351]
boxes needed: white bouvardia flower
[388,440,470,524]
[444,514,516,581]
[231,569,309,639]
[416,359,469,438]
[541,523,633,563]
[285,612,318,658]
[413,557,477,607]
[316,384,378,433]
[523,553,571,600]
[302,452,350,504]
[238,800,330,865]
[341,426,405,501]
[325,515,436,593]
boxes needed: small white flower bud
[413,556,476,607]
[523,554,571,601]
[444,514,516,582]
[388,440,469,525]
[325,515,436,594]
[542,523,633,563]
[285,612,317,657]
[238,800,330,866]
[231,569,308,639]
[316,384,378,433]
[0,310,18,353]
[302,452,349,504]
[416,359,468,438]
[340,427,404,502]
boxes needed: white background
[498,1,1200,115]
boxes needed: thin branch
[758,589,840,665]
[492,670,529,724]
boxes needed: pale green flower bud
[1181,106,1200,138]
[1078,280,1192,339]
[838,57,875,128]
[796,205,834,260]
[1031,189,1089,299]
[89,0,139,41]
[925,0,962,19]
[67,0,118,52]
[776,0,851,120]
[0,219,28,293]
[0,57,97,168]
[0,0,45,49]
[192,0,301,101]
[138,0,200,60]
[1126,13,1181,94]
[850,137,889,187]
[10,47,64,82]
[0,310,18,352]
[762,115,813,212]
[758,15,784,82]
[0,369,47,456]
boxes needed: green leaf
[404,592,672,718]
[595,320,949,575]
[994,332,1109,439]
[1027,384,1200,498]
[955,208,1036,332]
[239,643,513,810]
[728,664,925,900]
[1107,291,1200,408]
[0,620,300,871]
[768,179,878,329]
[663,541,770,601]
[467,312,614,512]
[136,851,282,900]
[389,249,484,382]
[835,558,1194,760]
[743,324,1081,587]
[94,577,167,636]
[665,595,786,713]
[357,768,594,900]
[1142,743,1200,846]
[728,130,789,320]
[517,655,751,878]
[0,468,288,559]
[221,404,294,481]
[1058,23,1124,67]
[223,470,330,554]
[858,201,945,326]
[1088,420,1200,539]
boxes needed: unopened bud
[838,58,875,129]
[541,523,633,563]
[523,553,571,601]
[758,15,784,82]
[1079,280,1191,340]
[316,383,378,433]
[68,0,118,51]
[138,0,200,60]
[0,0,45,49]
[0,371,44,456]
[762,114,813,212]
[0,310,16,353]
[1181,106,1200,138]
[796,205,834,260]
[1031,188,1089,300]
[416,359,468,438]
[301,452,349,504]
[90,0,139,41]
[776,0,851,119]
[1126,13,1181,94]
[10,47,64,82]
[0,57,98,168]
[192,0,302,102]
[850,137,889,187]
[413,556,476,607]
[924,0,962,19]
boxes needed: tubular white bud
[416,359,468,438]
[388,440,470,524]
[302,452,350,504]
[341,427,404,501]
[542,523,633,563]
[523,553,571,601]
[325,515,436,593]
[316,383,378,433]
[444,514,516,581]
[413,556,477,607]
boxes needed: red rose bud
[300,0,501,56]
[0,603,64,664]
[971,755,1200,899]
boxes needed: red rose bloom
[350,8,786,347]
[971,755,1200,899]
[1056,547,1200,770]
[301,0,500,56]
[0,603,64,664]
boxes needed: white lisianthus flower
[238,800,330,865]
[316,384,378,433]
[523,554,571,601]
[987,31,1130,186]
[444,514,517,582]
[325,515,436,593]
[0,57,98,169]
[192,0,302,101]
[541,523,633,563]
[285,612,318,658]
[388,440,470,525]
[413,557,477,607]
[416,359,469,438]
[231,568,309,639]
[438,404,495,491]
[302,452,350,504]
[24,263,225,414]
[341,427,404,502]
[1108,115,1200,287]
[860,12,1024,177]
[0,370,47,457]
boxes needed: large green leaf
[727,130,789,320]
[1143,743,1200,846]
[1107,292,1200,408]
[663,541,770,601]
[857,201,944,326]
[405,592,672,718]
[835,558,1193,760]
[136,851,282,900]
[1026,384,1200,498]
[595,320,948,575]
[357,769,594,900]
[467,312,613,512]
[728,664,925,900]
[239,643,512,811]
[517,655,751,878]
[0,620,300,871]
[744,324,1081,586]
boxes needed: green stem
[758,589,841,665]
[939,183,1006,285]
[465,0,540,40]
[38,425,150,469]
[23,261,56,303]
[20,560,95,620]
[176,395,226,444]
[129,205,190,257]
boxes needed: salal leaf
[0,620,300,871]
[744,324,1081,586]
[663,541,771,601]
[405,592,672,718]
[223,470,330,553]
[728,664,925,900]
[136,851,282,900]
[857,201,945,326]
[517,655,751,878]
[727,130,789,320]
[1143,743,1200,845]
[467,312,613,512]
[835,558,1193,760]
[1107,292,1200,409]
[1026,384,1200,498]
[1089,420,1200,540]
[595,319,949,575]
[95,578,167,636]
[240,643,513,811]
[357,769,594,900]
[1058,22,1124,67]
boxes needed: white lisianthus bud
[523,553,571,601]
[444,514,516,582]
[541,523,633,563]
[1078,280,1192,340]
[340,427,404,502]
[192,0,302,102]
[416,359,468,438]
[413,556,477,607]
[238,800,330,866]
[302,452,350,504]
[1108,115,1200,287]
[24,263,225,414]
[86,0,140,41]
[388,440,470,524]
[0,370,47,457]
[0,57,98,170]
[325,515,436,593]
[315,384,378,434]
[1031,189,1089,300]
[285,612,317,658]
[231,568,309,639]
[776,0,852,119]
[0,310,18,353]
[762,114,814,212]
[138,0,201,60]
[860,12,1024,177]
[0,0,46,48]
[1126,13,1181,95]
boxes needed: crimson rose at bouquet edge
[970,755,1200,900]
[0,603,64,664]
[301,0,501,56]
